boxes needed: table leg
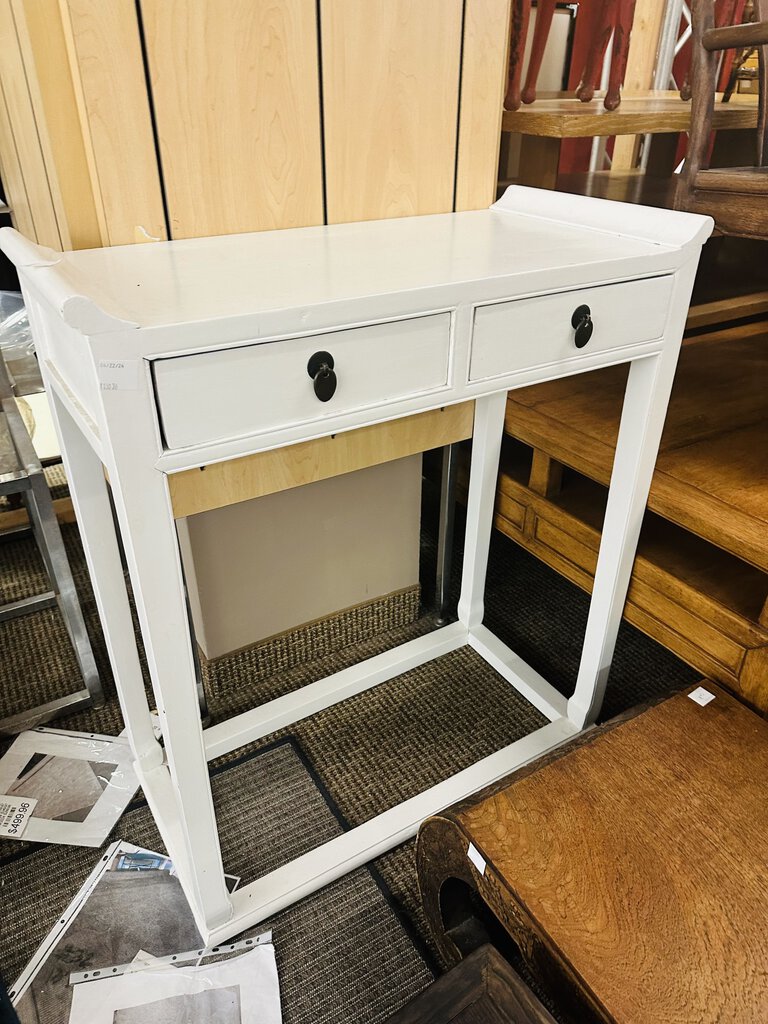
[517,136,561,188]
[88,364,233,938]
[435,443,459,624]
[48,388,161,770]
[567,258,699,727]
[457,391,507,631]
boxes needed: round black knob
[571,304,593,348]
[307,351,337,402]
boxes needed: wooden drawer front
[154,314,452,449]
[469,276,673,382]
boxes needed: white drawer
[468,275,673,382]
[154,313,452,449]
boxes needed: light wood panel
[0,495,74,530]
[612,0,667,169]
[0,0,61,247]
[0,43,36,240]
[687,291,768,329]
[502,91,759,137]
[140,0,324,239]
[495,470,767,699]
[12,0,101,249]
[504,324,768,572]
[455,0,511,212]
[321,0,464,223]
[169,403,474,519]
[60,0,166,245]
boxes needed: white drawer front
[469,276,673,382]
[154,313,452,449]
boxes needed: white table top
[1,188,711,335]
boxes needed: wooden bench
[386,945,556,1024]
[417,683,768,1023]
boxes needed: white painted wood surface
[469,274,673,382]
[0,186,712,943]
[154,312,451,450]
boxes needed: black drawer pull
[571,304,593,348]
[307,350,337,402]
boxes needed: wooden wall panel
[321,0,464,223]
[611,0,666,170]
[13,0,101,249]
[60,0,166,245]
[0,0,61,247]
[455,0,511,211]
[140,0,324,239]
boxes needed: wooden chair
[675,0,768,237]
[506,0,637,112]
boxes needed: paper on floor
[11,842,241,1024]
[0,727,139,847]
[67,944,281,1024]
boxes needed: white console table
[0,187,711,944]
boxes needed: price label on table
[0,795,37,838]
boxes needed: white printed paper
[0,794,38,838]
[688,686,716,707]
[68,944,282,1024]
[97,358,139,391]
[467,842,486,876]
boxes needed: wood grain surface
[610,0,666,168]
[140,0,324,239]
[0,0,61,247]
[502,91,759,137]
[169,403,474,518]
[419,686,768,1023]
[454,0,511,213]
[321,0,463,223]
[386,944,557,1024]
[12,0,102,249]
[61,0,167,245]
[504,322,768,572]
[494,464,768,706]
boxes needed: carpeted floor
[5,740,435,1024]
[0,471,700,1020]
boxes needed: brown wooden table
[502,92,759,188]
[417,684,768,1023]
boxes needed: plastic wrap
[0,290,42,395]
[10,841,248,1024]
[0,726,140,847]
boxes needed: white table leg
[48,388,162,771]
[457,391,507,630]
[567,352,681,728]
[99,385,233,935]
[568,255,698,728]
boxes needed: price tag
[0,795,38,838]
[467,842,486,876]
[688,686,716,707]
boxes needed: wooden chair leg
[521,0,556,104]
[505,0,532,111]
[605,0,636,110]
[757,0,768,164]
[576,0,618,103]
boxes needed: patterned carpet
[3,740,435,1024]
[0,472,699,1020]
